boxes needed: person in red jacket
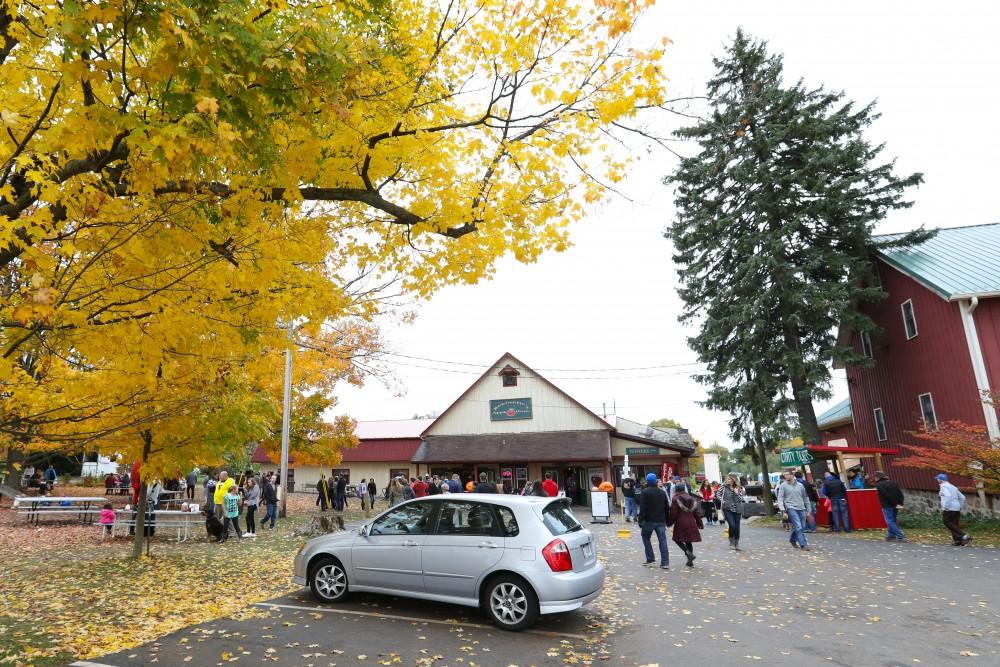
[542,472,559,497]
[411,476,428,498]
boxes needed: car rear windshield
[542,500,583,536]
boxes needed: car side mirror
[358,523,369,537]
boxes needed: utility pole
[279,323,293,518]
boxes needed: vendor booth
[804,444,900,530]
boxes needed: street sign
[625,447,659,455]
[780,446,815,466]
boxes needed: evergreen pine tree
[667,29,929,483]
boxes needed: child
[100,502,116,539]
[222,485,242,543]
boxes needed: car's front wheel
[309,557,349,603]
[483,574,539,631]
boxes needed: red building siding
[819,422,859,447]
[340,438,422,462]
[846,260,990,490]
[976,297,1000,402]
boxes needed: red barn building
[825,223,1000,499]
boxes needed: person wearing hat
[936,473,971,546]
[638,472,670,568]
[874,471,906,542]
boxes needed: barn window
[901,300,918,340]
[873,408,887,442]
[499,365,520,387]
[918,393,937,430]
[860,331,874,359]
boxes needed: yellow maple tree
[1,0,668,521]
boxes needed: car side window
[497,506,519,537]
[435,501,499,536]
[370,502,434,536]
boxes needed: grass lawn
[0,494,378,667]
[752,512,1000,547]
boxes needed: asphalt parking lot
[75,518,1000,667]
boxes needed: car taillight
[542,538,573,572]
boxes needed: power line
[378,358,710,380]
[380,351,707,373]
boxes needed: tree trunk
[783,325,828,480]
[130,432,152,560]
[753,422,776,517]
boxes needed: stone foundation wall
[904,489,998,518]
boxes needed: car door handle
[478,541,499,549]
[402,540,419,547]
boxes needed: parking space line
[254,602,589,640]
[70,662,118,667]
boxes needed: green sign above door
[490,398,533,421]
[625,447,659,456]
[780,446,815,466]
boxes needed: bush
[81,476,101,488]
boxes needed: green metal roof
[876,223,1000,300]
[816,397,852,429]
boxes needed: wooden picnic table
[12,496,106,525]
[112,509,204,542]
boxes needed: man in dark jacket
[335,475,348,511]
[620,473,638,522]
[821,472,851,533]
[261,475,278,529]
[638,472,670,568]
[474,472,498,493]
[875,471,906,541]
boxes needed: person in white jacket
[936,473,971,546]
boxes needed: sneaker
[242,532,252,537]
[249,532,256,537]
[884,536,896,541]
[643,560,655,566]
[962,535,973,545]
[801,545,811,551]
[660,564,670,570]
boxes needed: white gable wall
[426,355,610,436]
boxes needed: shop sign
[780,446,815,466]
[625,447,659,456]
[489,398,533,421]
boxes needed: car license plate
[582,542,592,558]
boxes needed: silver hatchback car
[293,495,604,630]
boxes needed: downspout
[958,297,999,514]
[959,298,1000,440]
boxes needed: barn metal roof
[876,222,1000,300]
[816,398,853,429]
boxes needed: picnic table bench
[12,496,105,525]
[111,509,204,542]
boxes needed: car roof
[407,495,558,506]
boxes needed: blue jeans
[882,507,905,540]
[641,522,669,565]
[830,497,851,532]
[806,501,817,531]
[624,496,638,519]
[787,508,809,547]
[263,501,277,528]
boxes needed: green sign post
[780,446,815,466]
[489,398,533,421]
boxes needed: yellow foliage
[1,0,668,470]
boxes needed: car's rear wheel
[309,557,349,603]
[484,574,539,631]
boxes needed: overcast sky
[331,0,1000,448]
